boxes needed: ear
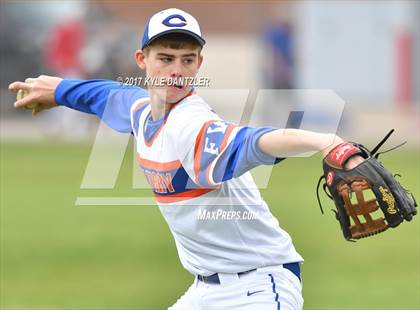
[135,49,147,70]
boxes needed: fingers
[25,78,36,83]
[9,79,38,109]
[14,92,36,108]
[8,81,30,92]
[9,76,53,113]
[9,77,37,93]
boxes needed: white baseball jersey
[130,93,303,276]
[55,79,303,276]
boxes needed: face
[135,45,203,104]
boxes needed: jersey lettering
[204,137,219,155]
[207,121,228,134]
[144,171,175,194]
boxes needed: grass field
[1,141,419,309]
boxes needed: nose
[170,59,183,78]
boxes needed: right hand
[8,75,63,116]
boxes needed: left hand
[321,140,364,170]
[344,155,364,170]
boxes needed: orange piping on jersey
[130,99,149,140]
[204,125,232,186]
[193,120,217,184]
[220,124,237,151]
[144,90,195,147]
[207,124,237,184]
[154,188,215,203]
[143,115,169,147]
[204,165,222,189]
[196,122,237,186]
[137,154,182,171]
[132,98,149,113]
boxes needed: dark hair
[143,33,202,53]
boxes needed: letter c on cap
[162,14,187,27]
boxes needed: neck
[150,101,173,121]
[148,89,193,121]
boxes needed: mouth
[167,83,184,90]
[166,77,185,90]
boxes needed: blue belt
[197,262,301,285]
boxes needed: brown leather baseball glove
[317,130,417,241]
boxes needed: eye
[160,57,172,63]
[183,58,194,65]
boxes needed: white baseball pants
[168,265,304,310]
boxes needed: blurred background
[1,1,419,309]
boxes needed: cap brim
[142,29,206,49]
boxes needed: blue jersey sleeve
[193,121,284,187]
[214,127,284,183]
[54,79,149,133]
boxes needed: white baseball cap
[141,8,206,49]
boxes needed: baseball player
[9,8,364,309]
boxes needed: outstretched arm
[257,128,363,169]
[8,75,148,133]
[189,121,362,187]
